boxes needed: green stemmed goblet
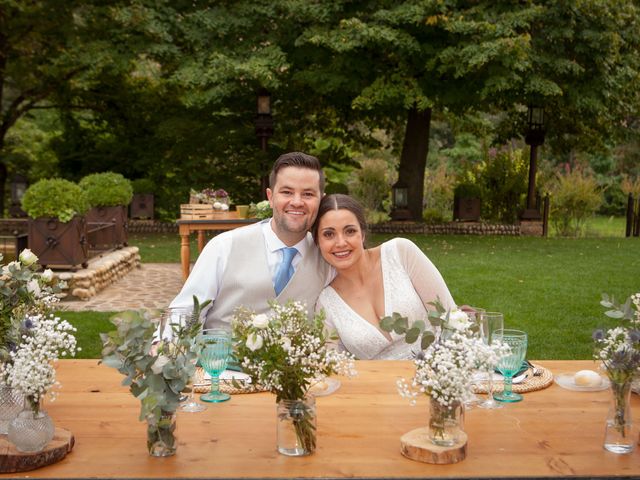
[493,329,528,403]
[198,328,232,403]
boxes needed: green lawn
[71,219,637,360]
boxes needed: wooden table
[3,360,638,479]
[177,216,259,280]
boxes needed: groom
[169,152,331,329]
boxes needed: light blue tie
[274,247,297,296]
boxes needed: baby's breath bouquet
[232,300,355,455]
[0,314,78,413]
[397,301,508,446]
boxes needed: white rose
[213,201,223,210]
[280,336,292,351]
[19,249,38,267]
[445,309,470,331]
[151,355,170,374]
[220,203,229,211]
[251,314,269,329]
[246,333,264,351]
[41,269,54,283]
[26,279,41,298]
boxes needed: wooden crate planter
[453,197,481,221]
[86,206,128,248]
[180,204,238,220]
[28,216,89,269]
[129,193,154,220]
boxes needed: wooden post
[625,193,633,237]
[633,197,640,237]
[542,193,550,237]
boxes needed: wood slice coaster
[0,427,74,473]
[472,363,553,394]
[400,427,467,464]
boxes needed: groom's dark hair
[312,194,368,246]
[269,152,325,192]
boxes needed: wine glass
[493,329,528,403]
[198,328,232,403]
[161,308,207,413]
[477,312,504,409]
[461,306,485,409]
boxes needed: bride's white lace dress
[316,238,456,360]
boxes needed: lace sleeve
[393,238,457,311]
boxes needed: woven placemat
[192,367,267,395]
[472,363,553,394]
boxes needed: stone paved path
[59,263,184,312]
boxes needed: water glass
[198,328,232,403]
[478,312,504,409]
[493,329,528,403]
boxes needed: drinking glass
[461,307,485,409]
[477,312,504,409]
[160,308,207,413]
[198,328,232,403]
[493,329,528,403]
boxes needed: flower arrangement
[394,301,508,446]
[0,314,78,413]
[593,293,640,451]
[190,187,230,210]
[232,300,356,454]
[249,200,272,220]
[100,297,209,456]
[594,293,640,382]
[0,249,63,364]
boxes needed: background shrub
[423,161,455,222]
[131,178,156,194]
[21,178,90,222]
[348,157,391,224]
[80,172,134,207]
[549,168,602,237]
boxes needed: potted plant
[453,182,482,221]
[21,178,90,268]
[80,172,133,248]
[130,178,155,220]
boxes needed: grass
[71,218,637,360]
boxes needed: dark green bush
[79,172,134,207]
[21,178,90,222]
[131,178,156,194]
[453,182,482,199]
[477,148,528,223]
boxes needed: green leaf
[405,327,420,344]
[393,316,408,334]
[379,315,395,332]
[421,332,435,350]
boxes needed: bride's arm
[394,237,456,311]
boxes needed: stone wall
[370,221,523,236]
[55,246,141,300]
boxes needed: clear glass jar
[604,379,634,454]
[8,399,55,452]
[276,396,316,456]
[428,397,465,447]
[0,383,23,435]
[147,410,177,457]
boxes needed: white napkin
[472,371,528,384]
[204,370,252,383]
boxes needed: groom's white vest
[205,222,329,329]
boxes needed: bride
[312,194,456,359]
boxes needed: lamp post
[521,105,546,220]
[9,173,28,218]
[391,180,411,221]
[255,88,274,199]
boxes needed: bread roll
[574,370,601,387]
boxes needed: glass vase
[428,397,464,447]
[276,396,316,456]
[7,399,55,453]
[146,410,177,457]
[0,383,23,435]
[603,379,634,454]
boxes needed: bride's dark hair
[312,194,368,245]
